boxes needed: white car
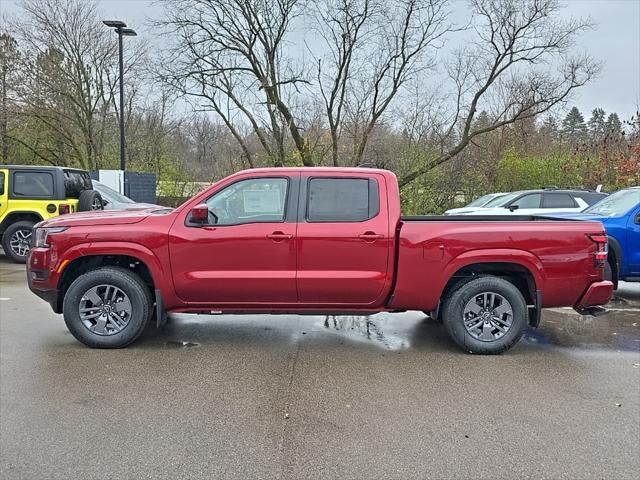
[451,189,608,216]
[444,192,508,215]
[92,180,161,210]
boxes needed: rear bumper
[575,280,614,309]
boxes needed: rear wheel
[442,276,527,354]
[1,220,35,263]
[63,267,152,348]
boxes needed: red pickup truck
[26,167,613,354]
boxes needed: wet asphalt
[0,255,639,479]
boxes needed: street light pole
[117,28,125,172]
[102,20,136,175]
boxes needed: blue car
[551,187,639,287]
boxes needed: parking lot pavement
[1,256,639,480]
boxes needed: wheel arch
[0,211,44,234]
[56,252,159,314]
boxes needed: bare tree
[158,0,311,167]
[398,0,600,187]
[11,0,128,169]
[0,32,20,161]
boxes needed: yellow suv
[0,165,103,263]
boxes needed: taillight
[59,204,70,215]
[588,234,608,268]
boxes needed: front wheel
[63,267,152,348]
[442,276,527,354]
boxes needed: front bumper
[575,280,614,309]
[26,248,61,313]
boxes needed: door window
[13,172,54,197]
[0,171,5,195]
[510,193,541,209]
[543,193,577,208]
[205,177,288,225]
[307,178,379,222]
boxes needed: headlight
[33,227,68,248]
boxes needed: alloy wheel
[9,229,32,258]
[463,291,514,342]
[79,284,132,336]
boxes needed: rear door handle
[267,231,293,240]
[359,232,384,241]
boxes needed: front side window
[205,177,288,225]
[307,178,379,222]
[13,172,54,197]
[511,193,541,209]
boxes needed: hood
[39,208,154,228]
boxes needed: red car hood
[39,209,154,228]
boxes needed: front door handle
[359,232,384,241]
[267,231,293,241]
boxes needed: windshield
[93,181,135,204]
[484,192,520,207]
[467,194,497,207]
[584,188,640,217]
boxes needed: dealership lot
[1,256,639,480]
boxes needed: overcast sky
[3,0,639,120]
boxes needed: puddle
[523,308,640,352]
[313,314,414,350]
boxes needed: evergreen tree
[587,108,606,140]
[605,113,622,137]
[561,107,587,143]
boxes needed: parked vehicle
[92,180,161,210]
[26,167,612,354]
[549,187,640,287]
[0,165,103,263]
[453,188,607,216]
[444,192,507,215]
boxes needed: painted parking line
[0,298,10,301]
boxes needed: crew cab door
[296,173,392,305]
[0,169,7,220]
[627,204,640,276]
[169,174,299,304]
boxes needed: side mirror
[508,205,519,212]
[635,213,640,225]
[189,204,209,224]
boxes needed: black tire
[78,189,104,211]
[604,260,613,284]
[442,276,527,355]
[63,267,152,348]
[1,220,35,263]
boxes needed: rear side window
[13,172,54,197]
[510,193,541,209]
[63,170,92,198]
[0,171,4,195]
[543,193,577,208]
[307,178,379,222]
[575,192,607,206]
